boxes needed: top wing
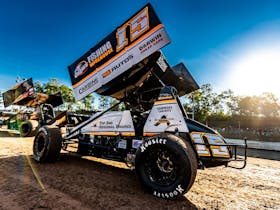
[68,3,171,101]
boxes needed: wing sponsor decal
[102,54,134,79]
[74,61,89,78]
[68,4,170,100]
[77,77,99,95]
[139,33,163,54]
[74,42,113,79]
[87,41,113,68]
[156,53,168,72]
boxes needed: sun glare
[226,47,280,97]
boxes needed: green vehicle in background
[2,78,62,137]
[0,111,36,137]
[6,114,19,130]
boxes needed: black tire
[135,133,197,199]
[33,125,62,163]
[20,120,38,137]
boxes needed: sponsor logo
[154,115,170,126]
[153,185,184,198]
[157,106,172,113]
[139,33,163,53]
[74,41,113,79]
[116,124,132,128]
[74,61,89,78]
[132,139,143,149]
[156,54,168,72]
[99,121,114,129]
[87,41,113,67]
[140,138,167,152]
[78,77,99,94]
[102,55,134,78]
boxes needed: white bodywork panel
[144,99,188,134]
[81,111,135,136]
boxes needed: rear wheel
[20,120,39,137]
[33,126,62,162]
[135,134,197,199]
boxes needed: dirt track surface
[0,137,279,210]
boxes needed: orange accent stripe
[143,132,158,137]
[72,23,164,88]
[211,154,230,158]
[198,153,212,157]
[120,132,135,137]
[84,132,118,136]
[84,132,135,137]
[154,99,176,105]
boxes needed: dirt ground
[0,137,279,210]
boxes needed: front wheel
[135,134,197,199]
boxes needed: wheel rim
[36,134,46,153]
[143,145,179,186]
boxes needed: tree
[110,98,125,111]
[81,94,95,111]
[238,96,257,116]
[184,84,217,122]
[217,89,239,115]
[34,79,76,110]
[98,95,110,110]
[59,85,75,104]
[43,78,60,94]
[237,93,280,117]
[33,82,44,93]
[59,84,75,110]
[259,92,280,117]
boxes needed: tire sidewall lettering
[136,134,196,199]
[140,137,167,153]
[41,127,48,137]
[153,184,183,199]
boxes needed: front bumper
[195,138,248,169]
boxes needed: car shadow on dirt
[0,153,198,210]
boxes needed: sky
[0,0,280,99]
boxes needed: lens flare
[226,47,280,97]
